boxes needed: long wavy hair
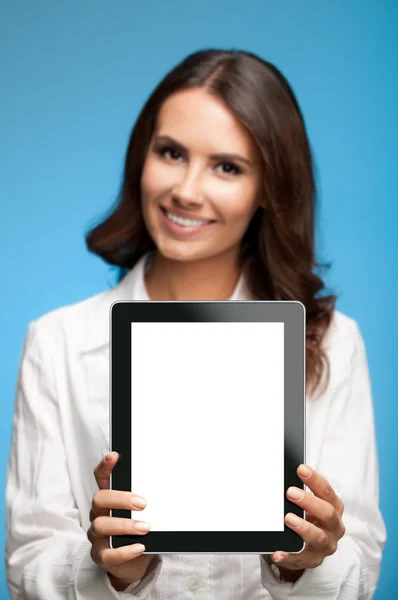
[86,48,338,398]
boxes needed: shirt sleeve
[6,320,162,599]
[259,318,387,600]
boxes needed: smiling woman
[86,49,333,398]
[6,48,386,600]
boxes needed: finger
[94,452,119,490]
[304,511,322,528]
[92,541,146,569]
[284,513,331,552]
[91,489,147,519]
[272,549,325,570]
[87,516,151,544]
[272,514,331,569]
[296,465,344,515]
[286,487,342,533]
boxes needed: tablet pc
[110,301,305,554]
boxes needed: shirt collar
[80,252,251,352]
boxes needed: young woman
[6,49,386,599]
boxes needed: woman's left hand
[271,464,346,574]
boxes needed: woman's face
[140,87,263,263]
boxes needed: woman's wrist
[276,564,305,583]
[107,555,157,591]
[107,572,136,591]
[263,554,305,583]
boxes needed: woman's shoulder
[324,308,362,354]
[325,308,358,343]
[34,288,111,325]
[320,308,367,393]
[26,286,118,353]
[31,266,139,341]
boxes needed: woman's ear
[255,192,266,210]
[249,196,265,222]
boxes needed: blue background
[1,1,396,597]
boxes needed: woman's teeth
[166,211,211,228]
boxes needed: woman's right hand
[87,452,155,591]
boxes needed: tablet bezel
[110,300,305,554]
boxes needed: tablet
[110,301,305,554]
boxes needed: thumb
[94,451,120,490]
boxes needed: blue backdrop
[1,1,396,598]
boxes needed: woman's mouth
[159,206,216,237]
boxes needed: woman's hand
[87,452,155,591]
[269,464,346,581]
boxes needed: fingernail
[287,486,304,500]
[105,452,114,462]
[135,521,150,532]
[132,543,145,553]
[298,464,311,478]
[285,513,301,527]
[131,496,147,509]
[273,554,284,563]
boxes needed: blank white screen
[130,321,284,531]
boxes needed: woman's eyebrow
[154,135,188,154]
[154,135,253,167]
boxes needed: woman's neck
[144,248,242,301]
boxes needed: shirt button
[188,574,200,591]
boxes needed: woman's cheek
[143,160,183,201]
[141,161,163,200]
[214,187,258,223]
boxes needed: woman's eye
[156,146,182,161]
[216,162,242,176]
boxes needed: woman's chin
[154,239,215,263]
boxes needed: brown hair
[86,48,338,398]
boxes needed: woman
[6,49,386,599]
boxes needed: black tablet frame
[110,301,305,554]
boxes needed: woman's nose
[171,166,204,208]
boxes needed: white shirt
[6,252,386,599]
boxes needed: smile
[159,206,216,237]
[165,210,212,228]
